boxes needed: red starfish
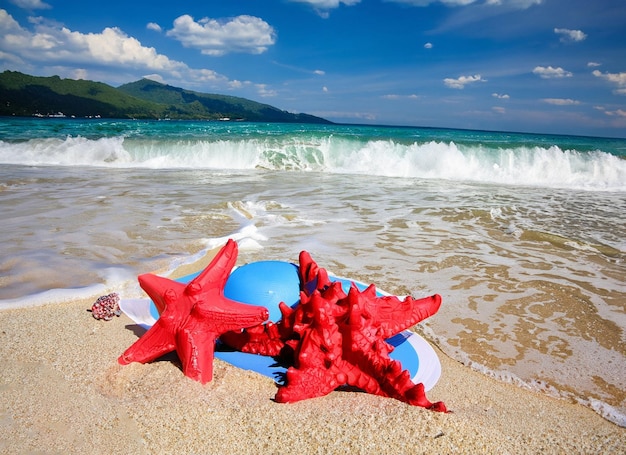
[221,251,447,411]
[118,239,269,384]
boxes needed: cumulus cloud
[424,42,433,49]
[314,69,326,75]
[146,22,162,32]
[587,62,601,67]
[492,106,506,114]
[532,66,572,78]
[592,70,626,95]
[554,28,587,43]
[0,10,175,69]
[166,15,276,56]
[443,74,486,89]
[492,93,509,99]
[9,0,51,9]
[0,9,233,88]
[542,98,580,105]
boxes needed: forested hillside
[0,71,331,123]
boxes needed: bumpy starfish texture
[118,239,269,384]
[221,251,447,411]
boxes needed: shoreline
[1,295,624,454]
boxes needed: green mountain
[0,70,331,123]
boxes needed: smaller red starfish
[119,239,269,384]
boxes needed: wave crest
[1,135,624,190]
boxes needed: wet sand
[1,251,624,454]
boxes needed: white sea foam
[0,266,135,309]
[1,135,624,190]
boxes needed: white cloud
[256,84,277,97]
[532,66,572,78]
[146,22,162,32]
[592,70,626,95]
[69,28,183,69]
[603,109,626,118]
[424,42,433,49]
[9,0,51,9]
[492,93,509,99]
[492,106,506,114]
[166,15,276,56]
[288,0,361,9]
[388,0,477,5]
[386,0,542,8]
[319,110,377,120]
[444,74,486,89]
[587,62,601,67]
[71,68,88,80]
[272,60,326,76]
[142,73,166,84]
[554,28,587,43]
[0,49,24,64]
[0,9,235,89]
[287,0,362,18]
[382,94,420,99]
[228,79,245,89]
[541,98,580,105]
[0,10,179,70]
[302,0,360,6]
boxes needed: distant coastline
[0,70,332,124]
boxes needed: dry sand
[1,252,624,454]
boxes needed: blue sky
[1,0,625,137]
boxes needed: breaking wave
[0,124,624,191]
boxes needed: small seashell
[90,293,121,321]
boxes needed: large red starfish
[118,239,269,384]
[221,251,447,411]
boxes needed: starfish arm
[188,239,238,295]
[138,274,188,315]
[405,383,448,412]
[338,360,384,396]
[275,366,341,403]
[376,293,443,339]
[118,319,176,365]
[220,322,285,356]
[192,291,269,332]
[176,323,217,384]
[299,251,331,295]
[298,251,318,290]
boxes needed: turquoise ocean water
[1,118,624,426]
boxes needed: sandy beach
[2,249,625,455]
